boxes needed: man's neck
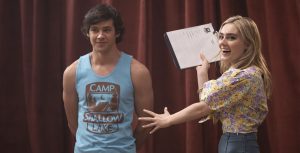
[90,48,121,66]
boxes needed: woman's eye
[226,36,236,40]
[218,35,224,40]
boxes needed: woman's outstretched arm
[138,102,211,134]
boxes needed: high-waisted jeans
[218,132,260,153]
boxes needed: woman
[139,15,272,153]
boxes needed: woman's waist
[222,132,258,140]
[221,123,259,134]
[223,132,257,136]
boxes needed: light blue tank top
[74,52,136,153]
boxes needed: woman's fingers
[139,108,170,134]
[142,109,157,116]
[139,117,160,134]
[138,117,155,122]
[200,53,208,64]
[198,52,210,71]
[199,52,205,60]
[164,107,170,115]
[142,122,157,128]
[149,127,159,134]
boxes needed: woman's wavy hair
[219,15,272,98]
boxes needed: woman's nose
[218,37,226,45]
[218,38,227,49]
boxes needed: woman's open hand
[138,107,171,134]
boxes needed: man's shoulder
[63,60,79,79]
[130,58,151,80]
[131,58,149,72]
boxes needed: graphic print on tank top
[83,82,124,134]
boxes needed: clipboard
[164,23,220,69]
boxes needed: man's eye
[103,29,112,32]
[90,28,98,32]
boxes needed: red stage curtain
[0,0,299,152]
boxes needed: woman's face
[218,23,247,66]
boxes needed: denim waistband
[223,132,257,136]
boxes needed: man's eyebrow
[102,26,113,29]
[90,25,98,28]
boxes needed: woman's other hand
[196,53,210,75]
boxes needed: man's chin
[94,47,107,52]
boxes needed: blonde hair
[219,15,272,98]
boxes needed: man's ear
[116,33,120,37]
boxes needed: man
[63,4,153,153]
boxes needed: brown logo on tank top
[83,82,124,134]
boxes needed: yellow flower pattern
[200,66,268,133]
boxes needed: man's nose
[97,32,104,39]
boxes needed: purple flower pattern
[200,66,268,133]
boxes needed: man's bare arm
[62,61,79,136]
[131,59,154,151]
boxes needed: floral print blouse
[200,66,268,133]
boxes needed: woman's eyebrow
[219,32,238,36]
